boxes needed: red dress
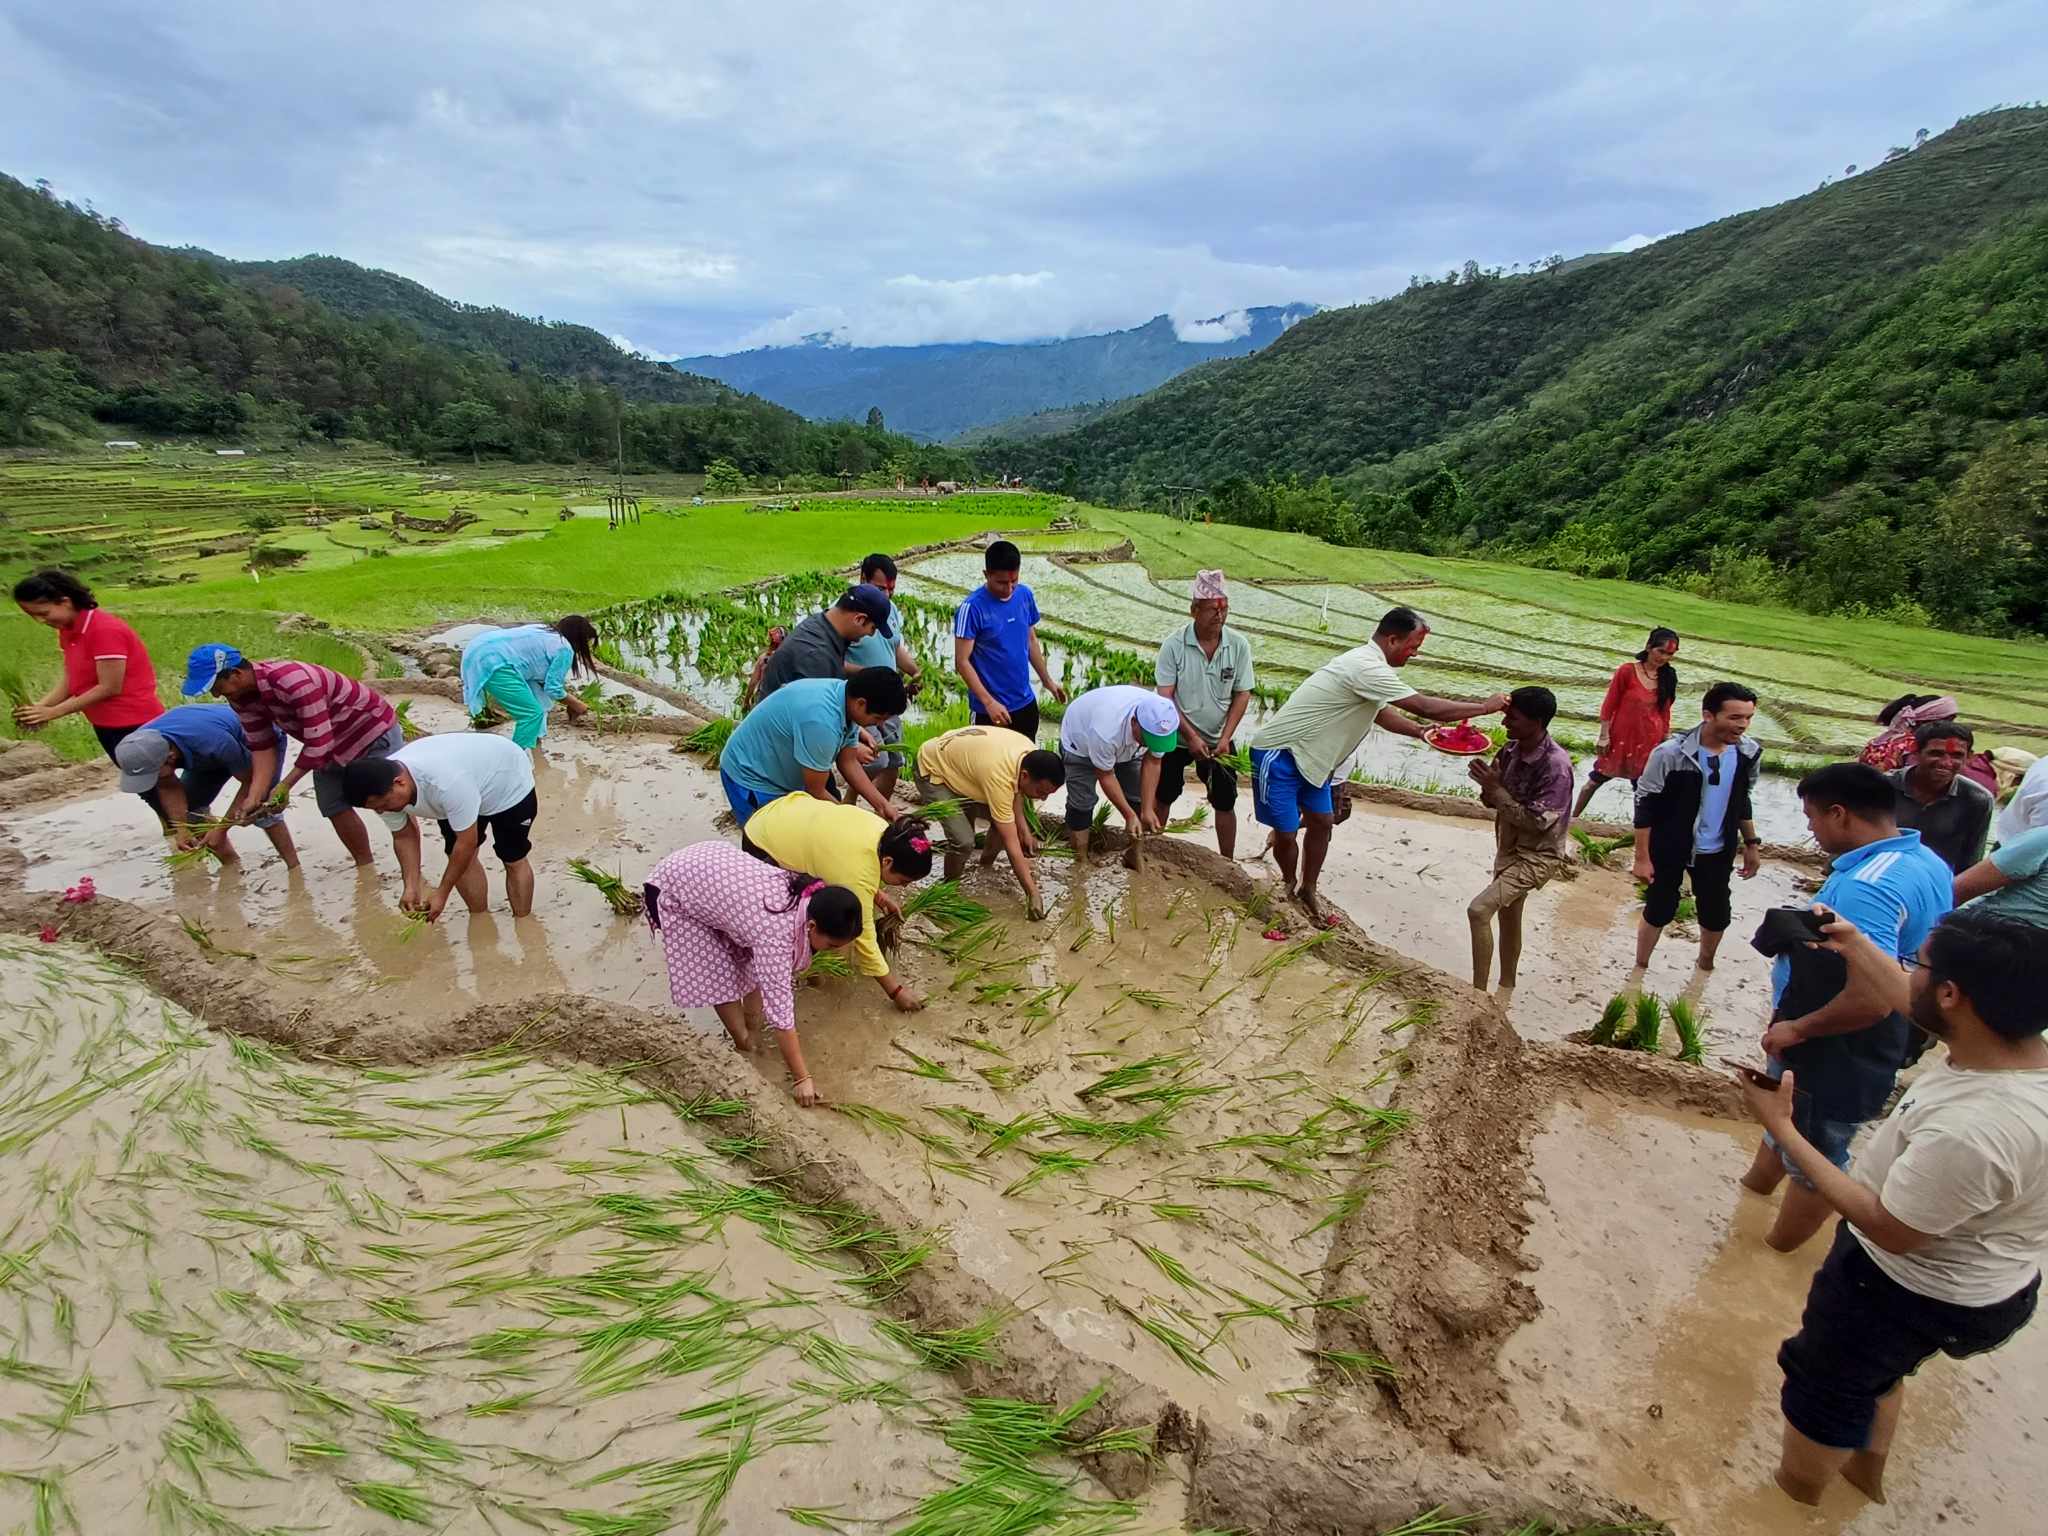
[1594,662,1671,781]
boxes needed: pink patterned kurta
[647,842,814,1031]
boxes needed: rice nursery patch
[0,936,1169,1536]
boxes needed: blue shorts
[719,769,776,828]
[1250,747,1334,834]
[1762,1057,1861,1191]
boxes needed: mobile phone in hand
[1720,1057,1775,1088]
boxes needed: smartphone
[1719,1057,1775,1088]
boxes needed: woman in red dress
[1574,626,1679,818]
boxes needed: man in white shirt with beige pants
[1740,906,2048,1507]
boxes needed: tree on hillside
[702,457,745,494]
[435,399,505,464]
[865,405,884,430]
[1915,426,2048,633]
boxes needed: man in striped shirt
[183,644,403,866]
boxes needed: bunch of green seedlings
[568,857,644,916]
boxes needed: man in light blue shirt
[718,672,906,827]
[846,554,925,802]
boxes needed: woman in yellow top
[912,725,1065,920]
[742,793,936,1010]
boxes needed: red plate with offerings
[1422,723,1492,756]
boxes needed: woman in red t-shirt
[1574,626,1680,818]
[13,568,166,814]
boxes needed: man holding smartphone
[1738,907,2048,1508]
[1740,763,1952,1252]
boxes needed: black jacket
[1633,724,1764,871]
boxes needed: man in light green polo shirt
[1154,569,1256,857]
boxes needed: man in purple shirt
[1467,686,1575,991]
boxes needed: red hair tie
[909,836,930,853]
[802,880,824,898]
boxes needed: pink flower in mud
[38,925,59,943]
[62,880,96,904]
[1262,927,1289,942]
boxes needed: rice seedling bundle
[899,880,989,930]
[678,715,736,767]
[568,858,644,916]
[1669,997,1706,1065]
[1569,827,1633,867]
[1589,994,1629,1046]
[1620,992,1664,1054]
[394,910,430,944]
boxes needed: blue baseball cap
[834,584,894,639]
[182,643,247,698]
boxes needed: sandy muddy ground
[1503,1085,2048,1535]
[0,936,1169,1536]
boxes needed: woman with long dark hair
[643,841,862,1105]
[743,797,936,1012]
[459,615,600,750]
[1575,626,1680,818]
[12,567,167,819]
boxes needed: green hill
[0,175,962,481]
[187,252,734,406]
[992,108,2048,635]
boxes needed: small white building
[102,440,141,450]
[214,448,246,457]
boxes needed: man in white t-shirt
[1249,606,1507,924]
[341,733,540,921]
[1057,683,1179,868]
[1739,906,2048,1508]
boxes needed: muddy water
[0,936,1161,1536]
[1505,1089,2048,1534]
[1217,798,1807,1058]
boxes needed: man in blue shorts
[1743,762,1953,1253]
[1249,606,1506,923]
[717,670,907,827]
[953,540,1064,741]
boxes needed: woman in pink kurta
[1574,626,1680,818]
[644,842,861,1106]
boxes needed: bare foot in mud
[1295,887,1340,929]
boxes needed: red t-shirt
[57,608,162,727]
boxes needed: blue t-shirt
[720,679,860,798]
[846,599,904,673]
[150,703,253,777]
[1693,744,1737,854]
[954,584,1040,714]
[1772,829,1954,1009]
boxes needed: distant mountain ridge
[183,251,740,406]
[675,305,1317,441]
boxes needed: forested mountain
[677,306,1316,441]
[186,252,734,406]
[993,108,2048,635]
[0,176,967,480]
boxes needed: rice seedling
[1383,999,1441,1036]
[1569,827,1634,867]
[1620,992,1664,1054]
[176,917,256,960]
[568,858,644,916]
[1589,993,1630,1047]
[344,1480,441,1525]
[1132,1241,1212,1298]
[1002,1149,1096,1197]
[1249,928,1335,980]
[1316,1347,1401,1381]
[875,1312,1007,1370]
[1165,806,1210,834]
[831,1102,914,1139]
[1112,1300,1219,1379]
[782,1508,855,1533]
[899,879,989,929]
[883,1043,962,1083]
[164,837,224,873]
[1374,1511,1485,1536]
[679,714,736,767]
[1669,996,1706,1065]
[800,951,853,981]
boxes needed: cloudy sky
[4,1,2040,356]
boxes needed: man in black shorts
[1632,682,1764,972]
[1739,908,2048,1507]
[342,732,540,922]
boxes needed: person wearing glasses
[1632,681,1766,973]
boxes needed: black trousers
[973,700,1040,744]
[94,721,167,826]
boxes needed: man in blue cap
[113,703,300,868]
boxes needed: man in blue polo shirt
[716,670,907,827]
[112,702,299,868]
[953,540,1065,742]
[1741,762,1953,1252]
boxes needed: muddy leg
[1215,810,1237,860]
[1269,829,1299,894]
[1296,810,1334,920]
[453,857,490,913]
[1122,829,1142,872]
[1572,776,1600,820]
[1741,1137,1787,1196]
[1633,914,1664,969]
[1776,1419,1851,1506]
[1497,896,1527,988]
[942,847,967,881]
[261,821,300,870]
[712,999,751,1052]
[1844,1383,1902,1503]
[1070,829,1091,866]
[329,807,375,867]
[1767,1181,1833,1253]
[504,858,534,918]
[1468,908,1495,990]
[1698,924,1727,971]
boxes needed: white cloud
[1606,230,1680,253]
[1171,309,1253,343]
[608,333,679,361]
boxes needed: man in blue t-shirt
[953,540,1065,743]
[111,702,299,868]
[717,671,907,827]
[1741,762,1953,1253]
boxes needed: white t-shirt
[382,733,536,832]
[1852,1057,2048,1306]
[1250,643,1409,787]
[1058,684,1176,770]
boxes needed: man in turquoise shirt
[846,554,924,802]
[718,672,906,827]
[1953,825,2048,930]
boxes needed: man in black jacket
[1633,682,1765,972]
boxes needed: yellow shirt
[915,725,1030,824]
[743,791,889,979]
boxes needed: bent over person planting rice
[342,731,541,921]
[644,841,864,1106]
[459,616,599,750]
[913,725,1065,920]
